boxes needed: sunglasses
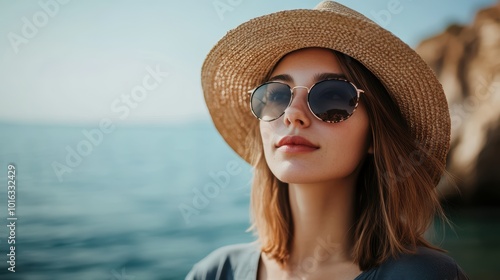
[249,78,364,123]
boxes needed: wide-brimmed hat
[201,1,450,179]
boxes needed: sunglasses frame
[249,78,365,123]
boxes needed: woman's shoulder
[185,242,261,280]
[357,247,469,280]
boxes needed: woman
[187,1,468,279]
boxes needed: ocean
[0,122,497,279]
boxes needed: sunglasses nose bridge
[290,85,310,94]
[287,85,311,107]
[289,85,311,105]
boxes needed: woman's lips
[276,136,319,153]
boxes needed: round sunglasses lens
[251,83,291,121]
[308,80,358,122]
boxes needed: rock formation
[415,2,500,206]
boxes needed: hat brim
[201,4,450,174]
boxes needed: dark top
[185,243,469,280]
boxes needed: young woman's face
[259,48,372,185]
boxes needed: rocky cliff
[415,2,500,206]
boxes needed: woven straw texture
[201,1,450,181]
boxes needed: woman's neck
[287,178,357,267]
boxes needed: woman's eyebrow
[268,73,347,83]
[268,74,293,82]
[314,72,347,81]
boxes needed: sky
[0,0,497,125]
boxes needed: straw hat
[201,1,450,179]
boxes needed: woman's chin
[274,173,321,185]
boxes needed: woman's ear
[367,141,373,154]
[368,145,373,154]
[367,132,374,154]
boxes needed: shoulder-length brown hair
[245,49,446,271]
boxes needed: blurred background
[0,0,499,279]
